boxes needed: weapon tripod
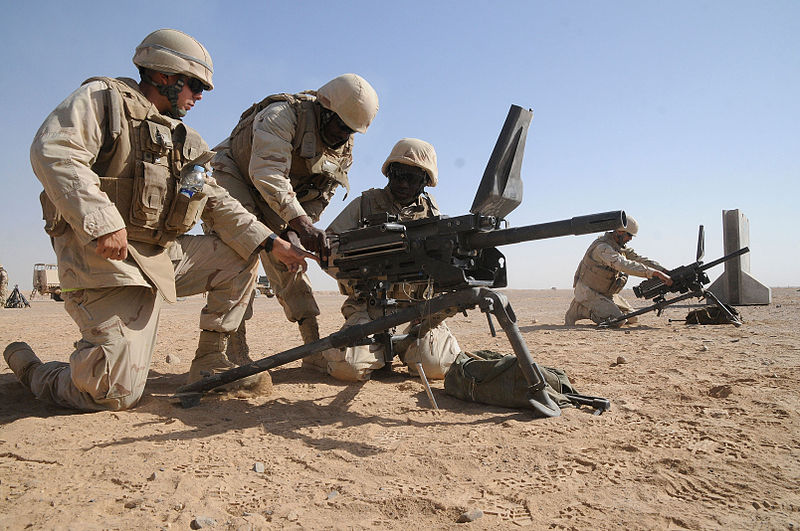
[174,287,565,417]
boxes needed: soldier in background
[0,263,8,307]
[3,29,312,411]
[210,74,379,368]
[565,217,672,327]
[321,138,460,381]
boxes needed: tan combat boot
[187,331,270,392]
[225,320,253,366]
[298,317,326,373]
[564,300,585,326]
[4,341,43,389]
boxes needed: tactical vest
[574,233,629,295]
[41,77,212,247]
[359,187,439,222]
[227,92,353,232]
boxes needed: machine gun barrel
[698,246,750,271]
[634,246,750,300]
[464,210,626,250]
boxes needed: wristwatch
[262,233,278,253]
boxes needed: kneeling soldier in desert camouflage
[320,138,461,381]
[0,263,8,307]
[565,216,672,327]
[3,29,312,411]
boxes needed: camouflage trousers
[26,234,258,411]
[321,300,461,382]
[212,165,319,329]
[566,280,637,326]
[257,248,319,323]
[0,271,8,307]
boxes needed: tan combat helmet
[625,216,639,236]
[133,28,214,90]
[316,74,378,133]
[381,138,438,187]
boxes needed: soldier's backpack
[685,304,741,325]
[444,350,605,416]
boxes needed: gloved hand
[287,215,330,261]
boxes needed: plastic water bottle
[179,165,206,198]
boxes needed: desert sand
[1,288,798,530]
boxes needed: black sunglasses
[333,114,355,135]
[185,77,208,94]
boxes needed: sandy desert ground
[1,287,798,530]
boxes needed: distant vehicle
[255,275,275,298]
[31,263,62,301]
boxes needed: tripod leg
[480,289,561,418]
[702,289,742,327]
[416,362,440,411]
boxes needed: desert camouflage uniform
[212,94,353,350]
[0,265,8,307]
[566,232,666,326]
[23,77,271,411]
[322,186,460,381]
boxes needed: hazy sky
[1,1,797,293]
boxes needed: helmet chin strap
[144,72,186,118]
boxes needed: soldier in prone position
[3,29,312,411]
[320,138,461,381]
[565,216,672,327]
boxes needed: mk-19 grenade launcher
[175,105,623,416]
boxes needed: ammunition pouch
[609,272,628,294]
[131,160,172,230]
[293,173,338,203]
[164,184,207,233]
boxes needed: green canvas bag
[685,305,741,325]
[444,350,579,415]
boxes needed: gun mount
[174,104,620,416]
[599,225,749,328]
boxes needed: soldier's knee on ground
[402,329,460,380]
[323,345,382,382]
[326,359,375,382]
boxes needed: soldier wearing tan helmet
[317,138,460,381]
[3,29,313,411]
[210,73,379,366]
[0,263,8,307]
[565,216,672,327]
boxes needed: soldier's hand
[271,236,318,273]
[96,228,128,261]
[653,270,673,286]
[288,215,331,261]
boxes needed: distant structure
[708,209,771,305]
